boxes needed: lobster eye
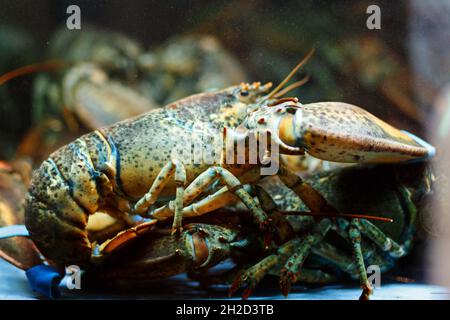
[192,232,209,266]
[240,90,249,97]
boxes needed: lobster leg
[310,237,393,286]
[230,231,338,298]
[172,160,187,233]
[152,166,271,231]
[152,167,262,220]
[277,166,337,213]
[336,216,409,262]
[356,219,406,258]
[230,238,301,299]
[180,185,247,218]
[278,218,332,295]
[311,241,359,274]
[348,219,373,300]
[133,159,186,233]
[287,268,337,285]
[312,218,405,299]
[274,167,378,299]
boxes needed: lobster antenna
[265,48,315,100]
[273,74,311,98]
[0,60,67,86]
[280,211,394,223]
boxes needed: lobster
[24,51,435,284]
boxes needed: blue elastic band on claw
[26,264,62,298]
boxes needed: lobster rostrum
[24,50,435,276]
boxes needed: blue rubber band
[25,264,62,298]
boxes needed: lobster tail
[24,137,104,267]
[25,192,91,267]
